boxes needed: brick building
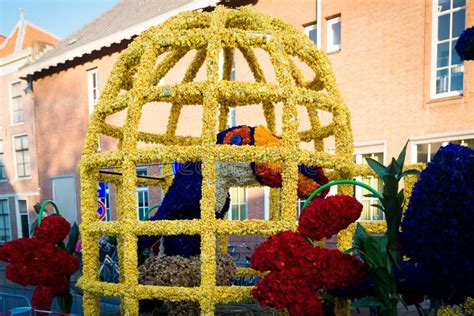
[16,0,474,251]
[0,9,59,242]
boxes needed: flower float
[0,200,80,313]
[78,6,357,314]
[251,195,366,315]
[401,143,474,304]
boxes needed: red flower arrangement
[252,271,323,316]
[251,231,311,274]
[34,214,71,244]
[0,214,80,313]
[251,195,365,315]
[298,195,363,240]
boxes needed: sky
[0,0,119,39]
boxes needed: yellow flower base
[78,6,422,315]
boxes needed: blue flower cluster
[455,26,474,61]
[400,143,474,303]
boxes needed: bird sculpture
[139,125,329,257]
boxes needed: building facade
[18,0,474,251]
[0,10,59,242]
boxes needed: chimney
[19,8,25,22]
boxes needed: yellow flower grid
[78,6,424,315]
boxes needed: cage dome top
[83,5,353,169]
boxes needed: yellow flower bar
[78,6,421,315]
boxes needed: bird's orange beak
[252,125,329,199]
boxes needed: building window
[327,16,341,52]
[432,0,465,97]
[0,199,11,243]
[52,176,77,225]
[414,136,473,163]
[99,182,111,221]
[227,62,237,128]
[304,24,318,44]
[297,198,306,219]
[87,68,99,115]
[231,61,236,81]
[18,199,29,238]
[277,190,309,221]
[0,140,6,181]
[14,135,31,178]
[229,187,248,220]
[228,107,236,128]
[10,82,24,124]
[354,152,385,221]
[136,168,150,220]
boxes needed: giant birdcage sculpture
[78,6,366,315]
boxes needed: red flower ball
[35,215,71,244]
[298,195,363,240]
[32,281,69,312]
[251,231,312,273]
[252,271,322,316]
[287,293,323,316]
[251,228,367,315]
[307,247,367,290]
[32,285,55,312]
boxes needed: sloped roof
[23,0,219,75]
[22,24,58,50]
[0,19,58,58]
[0,28,19,58]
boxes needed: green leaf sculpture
[353,142,419,315]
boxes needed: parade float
[77,6,366,314]
[1,5,473,316]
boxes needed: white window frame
[15,198,29,238]
[410,131,474,163]
[0,139,6,182]
[227,187,248,220]
[227,61,237,128]
[0,199,12,243]
[9,81,24,125]
[430,0,466,99]
[228,107,236,128]
[354,142,386,221]
[263,187,270,220]
[304,24,318,45]
[326,16,341,53]
[12,133,31,180]
[297,198,306,219]
[136,167,150,220]
[87,68,99,116]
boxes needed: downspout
[317,0,322,50]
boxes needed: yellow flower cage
[77,6,421,315]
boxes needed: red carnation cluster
[251,231,311,273]
[298,195,363,240]
[35,215,71,244]
[252,271,323,316]
[251,195,366,315]
[0,215,80,312]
